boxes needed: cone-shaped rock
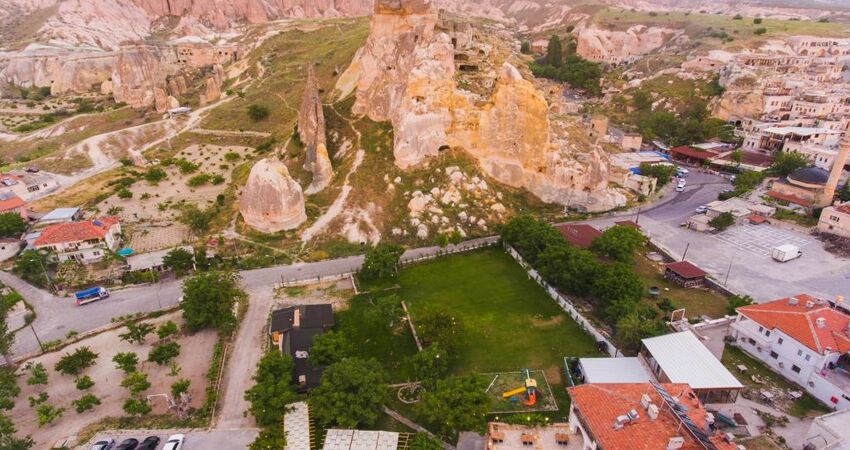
[240,158,307,233]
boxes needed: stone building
[818,203,850,238]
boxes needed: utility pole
[29,323,43,352]
[724,255,735,285]
[635,206,642,225]
[37,255,54,294]
[682,242,690,261]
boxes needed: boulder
[240,158,307,233]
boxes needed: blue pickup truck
[74,287,109,306]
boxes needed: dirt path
[191,128,272,138]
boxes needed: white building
[0,171,59,202]
[730,294,850,410]
[804,409,850,450]
[32,217,121,263]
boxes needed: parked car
[90,438,115,450]
[138,436,161,450]
[695,205,708,214]
[676,181,686,192]
[25,166,39,173]
[163,434,185,450]
[116,439,139,450]
[677,167,689,177]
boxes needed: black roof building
[269,304,334,391]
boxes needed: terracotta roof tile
[33,217,119,247]
[665,261,707,279]
[670,146,717,160]
[0,193,24,212]
[737,295,850,354]
[766,190,813,208]
[568,383,736,450]
[833,203,850,214]
[555,223,602,248]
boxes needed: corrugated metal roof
[579,357,652,383]
[641,331,743,390]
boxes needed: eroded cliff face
[110,45,177,111]
[337,0,625,211]
[240,158,308,233]
[576,25,677,64]
[298,64,334,194]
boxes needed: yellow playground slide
[502,387,526,398]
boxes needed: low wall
[504,245,620,357]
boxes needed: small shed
[664,260,707,288]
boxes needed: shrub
[55,347,98,376]
[176,159,199,174]
[247,104,270,121]
[157,321,179,339]
[116,188,133,199]
[754,27,767,35]
[171,379,191,398]
[148,342,181,365]
[122,397,151,416]
[113,352,139,374]
[75,375,95,390]
[25,362,48,386]
[121,371,151,395]
[144,167,167,184]
[72,393,101,413]
[211,174,226,185]
[753,17,763,24]
[224,152,241,162]
[35,403,64,426]
[709,211,735,231]
[187,173,211,187]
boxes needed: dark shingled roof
[269,304,335,392]
[665,261,707,279]
[788,166,830,185]
[270,304,334,334]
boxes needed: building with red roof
[668,146,718,164]
[32,217,121,264]
[730,294,850,410]
[0,192,27,220]
[567,383,738,450]
[554,223,602,248]
[664,261,707,288]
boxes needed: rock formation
[576,25,677,65]
[110,45,176,111]
[298,64,333,194]
[199,65,225,107]
[337,0,625,211]
[240,158,307,233]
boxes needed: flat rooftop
[578,357,652,384]
[642,331,743,390]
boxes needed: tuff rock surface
[575,25,677,64]
[240,158,308,233]
[298,64,333,194]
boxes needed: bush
[187,173,211,187]
[144,167,167,184]
[0,212,27,238]
[753,17,763,24]
[733,14,743,19]
[116,188,133,199]
[121,371,151,395]
[35,403,64,426]
[122,397,151,416]
[754,27,767,35]
[247,104,270,121]
[25,362,48,386]
[113,352,139,373]
[55,347,98,376]
[224,152,241,162]
[75,375,95,390]
[359,243,404,281]
[157,321,179,339]
[709,212,735,231]
[171,379,191,398]
[148,342,181,366]
[211,174,226,185]
[72,393,101,413]
[639,163,676,189]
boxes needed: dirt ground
[127,224,193,253]
[11,311,218,448]
[96,144,252,224]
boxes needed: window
[765,330,771,337]
[778,338,784,345]
[758,326,764,332]
[797,350,803,357]
[770,351,779,359]
[792,365,801,373]
[747,338,756,345]
[805,354,811,361]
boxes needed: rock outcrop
[240,158,307,233]
[576,25,677,65]
[298,64,333,194]
[199,64,225,107]
[337,0,625,211]
[110,45,176,111]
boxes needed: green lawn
[633,252,729,320]
[399,248,601,377]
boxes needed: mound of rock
[240,158,307,233]
[298,64,333,194]
[576,25,678,65]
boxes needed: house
[804,409,850,450]
[664,261,707,288]
[668,146,718,165]
[0,192,27,220]
[818,203,850,238]
[705,197,775,222]
[555,224,602,248]
[640,331,743,404]
[269,304,334,391]
[32,217,121,263]
[0,171,59,202]
[567,382,738,450]
[729,294,850,410]
[484,422,571,449]
[34,207,83,228]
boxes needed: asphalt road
[82,428,257,450]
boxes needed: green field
[398,248,601,377]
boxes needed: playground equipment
[500,369,540,406]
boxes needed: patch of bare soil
[814,230,850,258]
[531,315,564,328]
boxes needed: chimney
[788,297,799,306]
[293,308,301,328]
[640,394,651,409]
[806,300,815,309]
[706,412,715,426]
[648,404,659,420]
[819,123,850,206]
[628,409,640,420]
[667,437,685,450]
[816,317,827,328]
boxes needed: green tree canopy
[638,163,677,189]
[414,375,489,439]
[0,368,20,411]
[409,343,450,391]
[249,427,286,450]
[0,412,33,450]
[359,244,404,281]
[12,250,52,288]
[310,331,353,367]
[500,215,564,265]
[545,35,563,67]
[162,248,194,277]
[591,263,644,320]
[616,311,667,352]
[726,294,754,315]
[537,244,600,296]
[417,309,462,352]
[119,321,155,345]
[309,358,388,428]
[181,271,245,334]
[0,213,26,239]
[54,347,98,376]
[709,212,735,232]
[112,352,139,374]
[770,151,810,177]
[590,225,646,262]
[244,351,297,427]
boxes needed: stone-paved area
[714,223,812,256]
[283,402,311,450]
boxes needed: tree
[194,246,211,271]
[162,248,194,277]
[0,413,34,450]
[638,163,677,189]
[770,151,810,177]
[12,250,52,288]
[415,375,489,439]
[122,397,151,417]
[170,379,190,399]
[409,343,449,391]
[520,41,531,54]
[753,17,763,24]
[72,393,101,413]
[119,321,155,344]
[0,213,26,239]
[709,212,735,232]
[366,295,403,330]
[500,215,564,265]
[632,89,653,112]
[359,243,404,281]
[0,368,20,411]
[726,294,754,315]
[157,321,179,340]
[148,342,181,366]
[34,403,64,427]
[116,188,133,199]
[54,347,98,376]
[537,245,600,297]
[417,309,461,352]
[121,371,151,395]
[75,375,94,390]
[112,352,139,374]
[590,225,645,262]
[144,167,167,184]
[409,434,443,450]
[310,331,352,366]
[249,427,286,450]
[591,263,644,320]
[179,204,215,235]
[730,149,743,164]
[732,170,765,193]
[24,362,47,386]
[545,35,563,68]
[181,271,245,334]
[310,358,388,428]
[247,104,270,121]
[616,312,666,352]
[244,351,298,427]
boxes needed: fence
[504,245,620,357]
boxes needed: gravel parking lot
[81,429,257,450]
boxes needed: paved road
[81,428,257,450]
[6,237,497,358]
